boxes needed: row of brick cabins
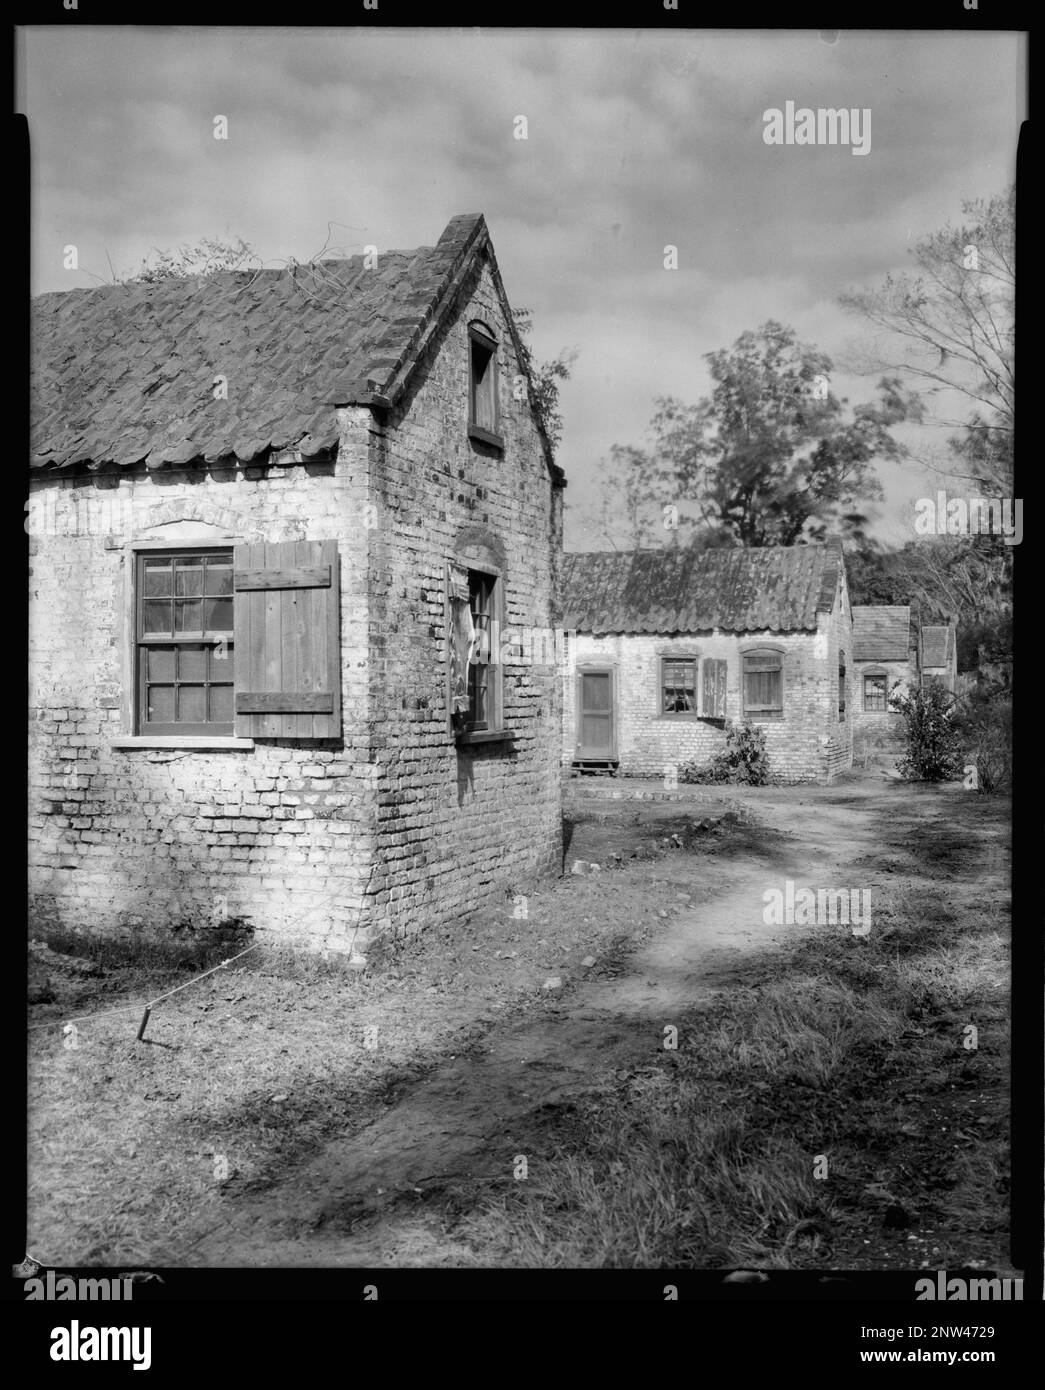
[556,555,959,780]
[28,214,565,963]
[560,544,855,782]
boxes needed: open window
[468,323,503,448]
[742,647,784,718]
[448,559,505,740]
[661,656,697,714]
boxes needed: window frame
[467,323,504,449]
[659,654,699,717]
[113,539,253,750]
[452,556,508,744]
[863,671,888,712]
[135,547,236,737]
[838,649,847,722]
[741,645,785,719]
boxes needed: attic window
[468,325,503,449]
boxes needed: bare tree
[839,186,1014,493]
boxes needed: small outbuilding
[851,605,918,730]
[561,543,854,784]
[28,214,565,963]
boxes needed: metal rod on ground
[130,943,261,1042]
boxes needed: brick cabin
[851,608,958,734]
[561,543,854,783]
[918,623,958,692]
[851,605,918,731]
[28,214,565,963]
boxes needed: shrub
[679,720,770,786]
[951,687,1012,794]
[890,680,963,782]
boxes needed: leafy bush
[951,686,1012,794]
[890,680,963,781]
[679,720,770,785]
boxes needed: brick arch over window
[452,524,506,571]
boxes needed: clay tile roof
[562,543,843,635]
[920,624,954,668]
[852,605,913,661]
[31,213,489,470]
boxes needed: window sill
[456,727,514,745]
[468,424,505,450]
[655,714,726,723]
[111,736,255,750]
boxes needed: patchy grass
[28,781,1010,1272]
[27,875,678,1265]
[448,880,1009,1269]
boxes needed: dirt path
[185,776,915,1267]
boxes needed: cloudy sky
[19,27,1025,549]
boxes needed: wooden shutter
[447,562,476,721]
[233,540,340,738]
[702,658,727,717]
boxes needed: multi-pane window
[468,325,501,445]
[137,551,234,735]
[864,674,887,711]
[662,657,697,714]
[466,568,499,731]
[742,649,784,717]
[838,652,847,720]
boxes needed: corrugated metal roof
[561,544,842,635]
[852,605,913,661]
[31,214,492,470]
[920,624,955,668]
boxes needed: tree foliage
[598,321,917,550]
[511,307,576,453]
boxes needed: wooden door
[576,668,616,760]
